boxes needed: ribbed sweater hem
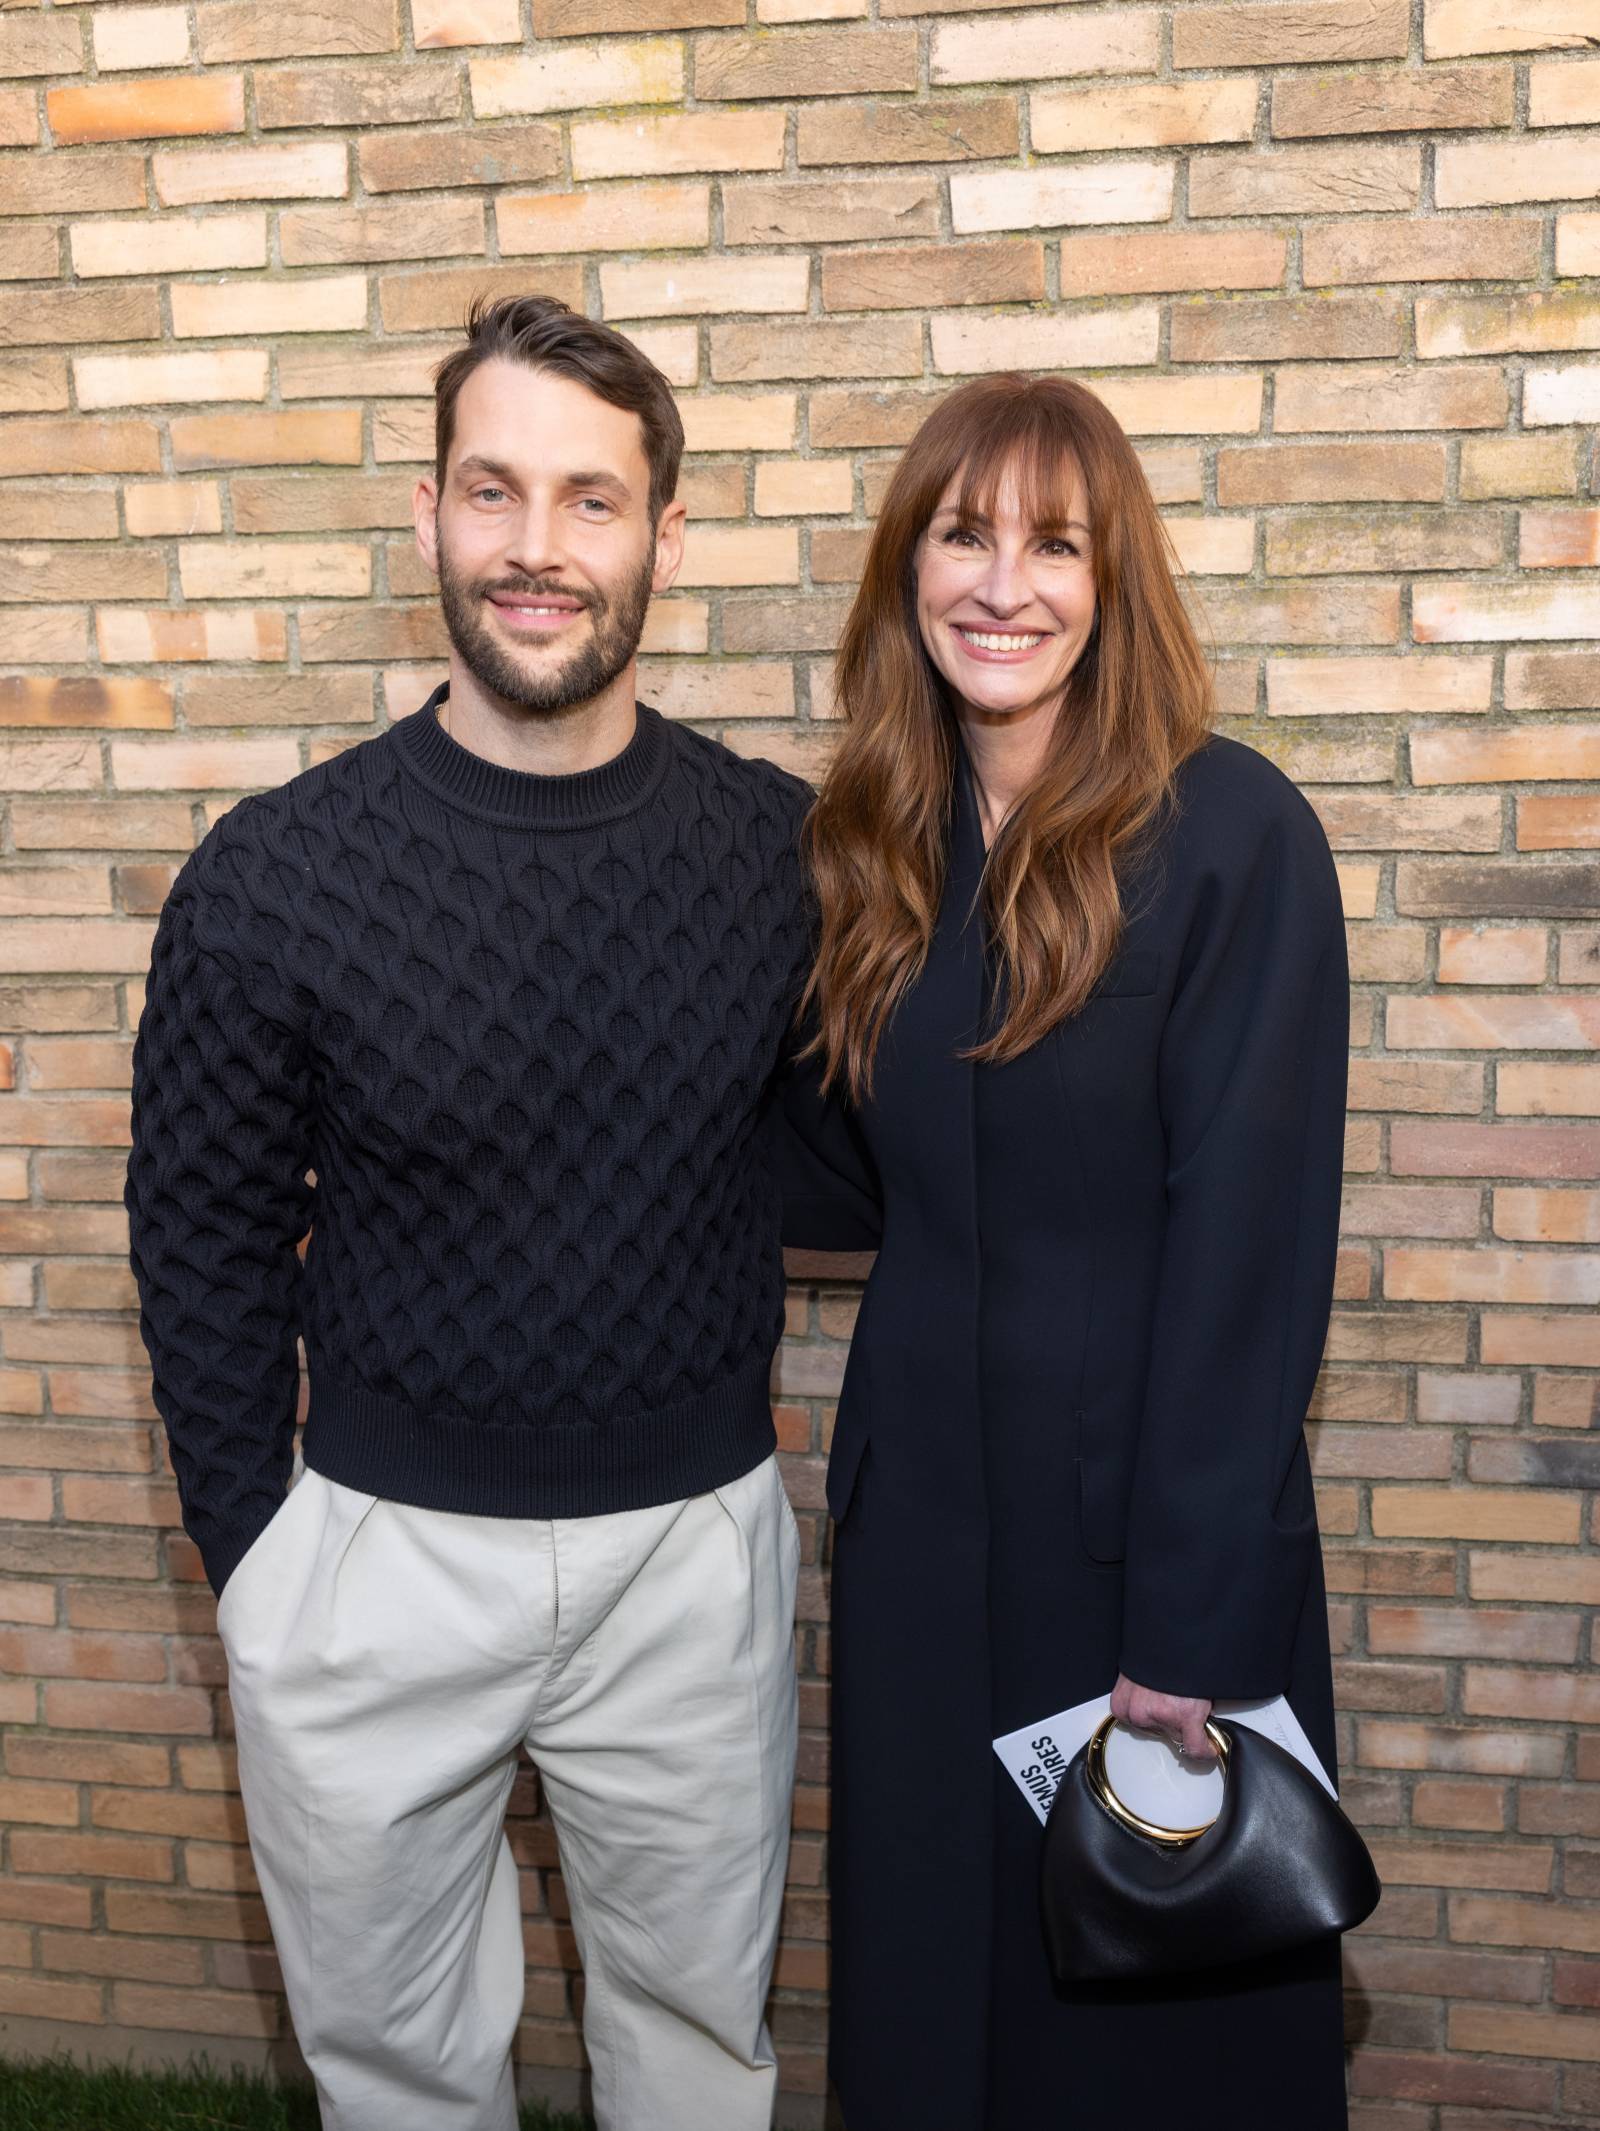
[299,1353,778,1520]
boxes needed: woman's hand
[1110,1671,1217,1762]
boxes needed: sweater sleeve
[125,881,315,1597]
[1116,792,1349,1702]
[769,1038,883,1254]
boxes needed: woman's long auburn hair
[801,373,1216,1101]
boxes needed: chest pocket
[1087,948,1160,1001]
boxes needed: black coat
[779,733,1352,2130]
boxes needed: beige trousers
[217,1452,801,2131]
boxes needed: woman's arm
[1116,787,1349,1704]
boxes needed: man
[126,294,813,2131]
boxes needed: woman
[779,373,1351,2128]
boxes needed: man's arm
[125,882,315,1597]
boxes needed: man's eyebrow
[931,504,1091,535]
[454,455,631,496]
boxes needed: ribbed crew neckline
[393,682,670,830]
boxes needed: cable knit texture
[126,688,814,1596]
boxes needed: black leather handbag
[1040,1714,1381,1984]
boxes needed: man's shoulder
[175,727,395,917]
[657,713,815,841]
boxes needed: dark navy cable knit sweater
[125,686,815,1596]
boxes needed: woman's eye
[944,527,980,546]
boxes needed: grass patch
[0,2055,591,2131]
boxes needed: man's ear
[651,497,688,595]
[414,473,441,578]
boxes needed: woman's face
[913,461,1097,724]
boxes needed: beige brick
[752,460,852,518]
[1170,293,1403,364]
[724,177,938,246]
[1302,214,1544,289]
[1273,63,1513,137]
[1437,928,1547,984]
[1421,727,1600,792]
[170,276,368,341]
[1461,434,1581,500]
[1316,791,1501,850]
[0,672,174,732]
[667,527,798,589]
[176,542,371,602]
[359,123,561,193]
[74,350,267,413]
[1385,1244,1600,1304]
[280,197,483,268]
[1,545,166,607]
[7,282,168,357]
[1268,509,1502,576]
[470,41,684,117]
[412,0,521,42]
[1196,585,1399,645]
[70,214,267,281]
[1425,0,1599,57]
[0,14,82,75]
[951,162,1172,235]
[0,353,68,414]
[821,239,1043,313]
[111,739,299,792]
[1218,442,1446,504]
[1529,57,1600,124]
[1556,213,1600,276]
[1521,508,1600,569]
[1480,1313,1600,1366]
[498,182,708,256]
[93,6,191,71]
[1437,136,1600,208]
[1414,582,1600,643]
[711,317,921,383]
[1420,289,1600,361]
[697,28,917,99]
[1520,796,1600,850]
[1275,362,1506,432]
[0,88,38,149]
[1176,0,1406,66]
[932,9,1156,85]
[170,409,363,470]
[95,610,288,665]
[796,96,1018,167]
[1524,361,1600,426]
[601,254,808,320]
[376,261,585,332]
[152,140,348,207]
[678,393,796,452]
[1162,518,1255,576]
[0,488,118,543]
[1269,652,1499,720]
[1498,1068,1600,1120]
[1032,78,1256,154]
[230,474,413,535]
[197,0,399,62]
[257,62,458,129]
[636,661,795,722]
[48,75,245,146]
[182,673,374,727]
[1450,2006,1600,2064]
[0,154,145,218]
[1371,1488,1581,1543]
[1190,143,1421,218]
[129,481,227,541]
[1090,375,1267,439]
[0,224,62,279]
[574,108,784,179]
[8,609,91,663]
[932,306,1159,375]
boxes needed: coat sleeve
[125,882,315,1598]
[767,1037,883,1254]
[1116,792,1349,1703]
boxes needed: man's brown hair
[432,292,685,524]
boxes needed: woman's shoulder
[1166,730,1331,872]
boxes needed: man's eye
[474,487,506,504]
[580,498,612,514]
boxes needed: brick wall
[1,0,1598,2120]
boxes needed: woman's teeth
[956,628,1044,651]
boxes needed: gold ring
[1084,1713,1229,1848]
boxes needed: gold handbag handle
[1084,1713,1231,1848]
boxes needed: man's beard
[435,531,655,718]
